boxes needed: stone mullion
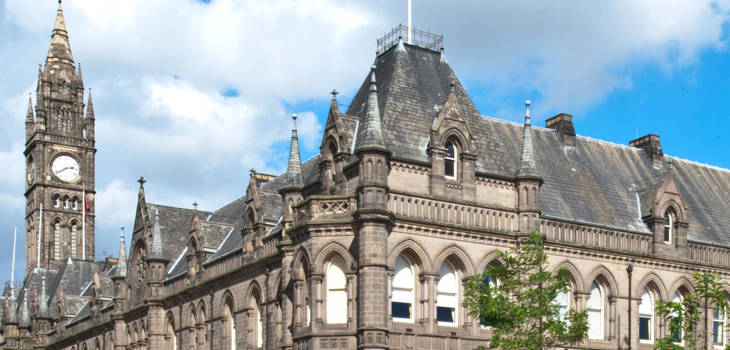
[311,274,323,328]
[346,273,356,326]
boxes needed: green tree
[654,272,728,350]
[463,231,588,350]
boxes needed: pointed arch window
[437,262,458,326]
[54,219,62,259]
[671,293,683,344]
[224,302,236,350]
[391,256,415,322]
[555,287,571,322]
[250,294,263,348]
[587,282,604,339]
[165,317,177,350]
[664,208,675,243]
[479,267,499,327]
[639,289,655,343]
[326,257,347,324]
[70,221,78,258]
[715,307,726,346]
[444,140,457,179]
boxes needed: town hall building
[2,2,730,350]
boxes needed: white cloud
[1,0,730,285]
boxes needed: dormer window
[444,140,457,179]
[663,208,675,243]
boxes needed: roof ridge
[666,155,730,174]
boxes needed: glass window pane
[587,310,602,339]
[445,160,454,177]
[436,306,455,323]
[714,321,723,344]
[639,316,650,340]
[392,302,411,319]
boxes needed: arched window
[224,301,236,350]
[437,262,458,326]
[53,194,60,208]
[165,316,176,350]
[70,221,78,258]
[671,293,683,343]
[391,256,414,322]
[72,197,79,210]
[714,307,726,346]
[587,282,604,339]
[444,140,457,179]
[325,257,347,324]
[250,293,263,348]
[479,266,499,327]
[639,289,655,343]
[63,195,70,209]
[54,219,61,259]
[664,208,675,243]
[555,287,570,322]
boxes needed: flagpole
[407,0,412,44]
[82,188,86,260]
[11,226,16,286]
[37,203,42,269]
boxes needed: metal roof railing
[377,24,443,55]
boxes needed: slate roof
[145,204,212,263]
[342,43,730,246]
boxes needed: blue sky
[0,0,729,286]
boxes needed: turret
[146,209,168,299]
[515,101,542,233]
[279,114,304,225]
[353,64,392,350]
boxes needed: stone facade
[3,6,730,350]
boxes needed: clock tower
[24,0,96,275]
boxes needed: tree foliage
[463,231,588,350]
[654,272,728,350]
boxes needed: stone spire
[19,289,30,328]
[286,114,304,188]
[46,0,75,70]
[25,94,34,123]
[149,208,164,260]
[516,100,539,179]
[117,225,127,277]
[86,89,95,120]
[354,65,387,152]
[5,289,18,324]
[38,275,49,318]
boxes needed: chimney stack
[630,134,663,164]
[545,113,576,146]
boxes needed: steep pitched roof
[145,204,212,262]
[343,43,730,247]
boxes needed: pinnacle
[354,65,387,153]
[46,0,75,70]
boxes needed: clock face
[52,155,80,182]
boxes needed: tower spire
[286,114,303,188]
[38,275,49,318]
[46,0,74,69]
[354,65,387,152]
[19,289,30,328]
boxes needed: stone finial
[440,47,447,63]
[354,65,387,152]
[193,201,199,211]
[396,36,406,53]
[524,100,531,126]
[330,89,339,99]
[117,225,127,277]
